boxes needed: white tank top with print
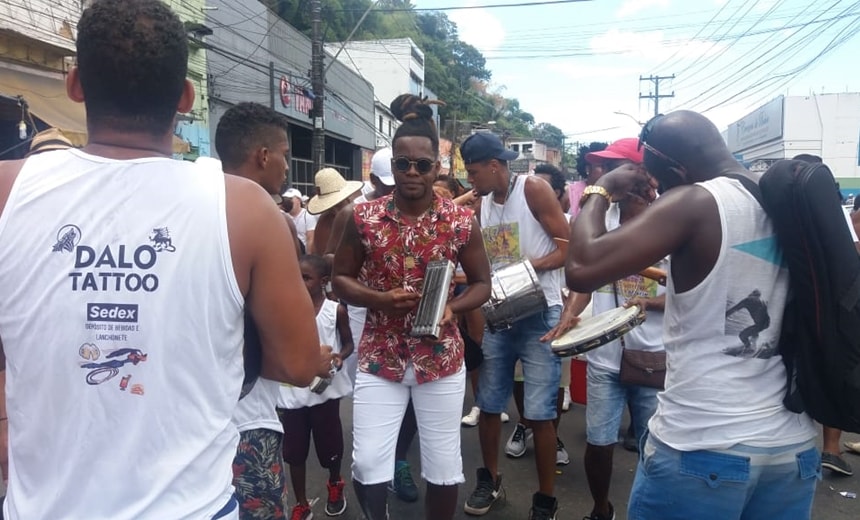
[0,149,244,519]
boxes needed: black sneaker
[529,492,558,520]
[583,502,616,520]
[464,467,504,516]
[822,451,854,476]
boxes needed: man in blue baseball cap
[461,130,571,520]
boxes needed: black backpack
[733,160,860,432]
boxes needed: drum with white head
[551,305,645,358]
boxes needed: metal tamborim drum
[482,260,548,333]
[551,305,645,358]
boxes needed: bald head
[643,110,741,190]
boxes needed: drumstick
[639,266,667,286]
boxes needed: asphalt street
[300,396,860,520]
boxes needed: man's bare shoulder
[0,159,26,216]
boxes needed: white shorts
[351,364,466,486]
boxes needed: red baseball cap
[585,137,643,165]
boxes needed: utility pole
[311,0,325,174]
[639,74,675,118]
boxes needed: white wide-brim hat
[307,167,364,215]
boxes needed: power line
[332,0,594,12]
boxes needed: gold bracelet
[579,185,612,207]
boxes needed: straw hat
[307,168,364,215]
[27,128,73,156]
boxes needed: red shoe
[325,478,347,516]
[290,502,313,520]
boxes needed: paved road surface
[299,397,860,519]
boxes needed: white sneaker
[556,438,570,465]
[461,406,480,427]
[501,412,510,423]
[505,423,533,458]
[562,387,572,412]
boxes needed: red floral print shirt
[354,194,473,383]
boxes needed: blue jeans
[585,364,659,446]
[477,305,561,421]
[628,432,819,520]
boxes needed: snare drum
[551,305,645,358]
[481,260,548,333]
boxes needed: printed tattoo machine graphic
[79,345,147,392]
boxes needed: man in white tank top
[214,102,298,520]
[0,2,334,519]
[567,110,818,520]
[461,132,571,520]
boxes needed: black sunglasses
[638,114,686,171]
[392,156,435,175]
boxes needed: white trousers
[351,364,466,486]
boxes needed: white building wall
[328,39,417,108]
[730,93,860,178]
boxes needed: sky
[410,0,860,145]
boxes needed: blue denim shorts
[586,363,659,446]
[628,431,820,520]
[476,305,561,421]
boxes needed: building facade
[727,93,860,194]
[0,0,209,160]
[0,0,82,159]
[507,137,562,173]
[206,0,375,194]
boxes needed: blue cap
[461,132,519,165]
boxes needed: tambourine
[551,305,645,358]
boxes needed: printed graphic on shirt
[52,224,82,253]
[54,224,177,292]
[52,225,174,394]
[149,227,176,252]
[481,222,520,267]
[596,274,658,301]
[722,236,783,359]
[78,345,147,394]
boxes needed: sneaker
[464,467,504,516]
[556,438,570,466]
[822,451,854,476]
[462,406,480,427]
[290,502,314,520]
[562,387,572,411]
[389,460,419,502]
[501,411,510,423]
[529,492,558,520]
[845,440,860,455]
[505,423,533,458]
[325,478,347,516]
[583,502,616,520]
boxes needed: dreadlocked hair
[390,94,445,155]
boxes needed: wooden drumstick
[639,266,667,286]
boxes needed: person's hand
[316,345,335,378]
[454,190,478,207]
[598,163,659,204]
[331,352,343,370]
[624,297,650,320]
[439,304,455,328]
[382,287,421,316]
[541,310,581,342]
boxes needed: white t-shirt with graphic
[649,176,817,451]
[0,149,243,519]
[587,203,666,373]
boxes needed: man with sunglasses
[567,111,818,520]
[461,132,570,520]
[332,98,491,520]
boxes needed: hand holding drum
[550,305,646,358]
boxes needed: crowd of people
[0,2,858,520]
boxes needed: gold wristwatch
[579,185,612,207]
